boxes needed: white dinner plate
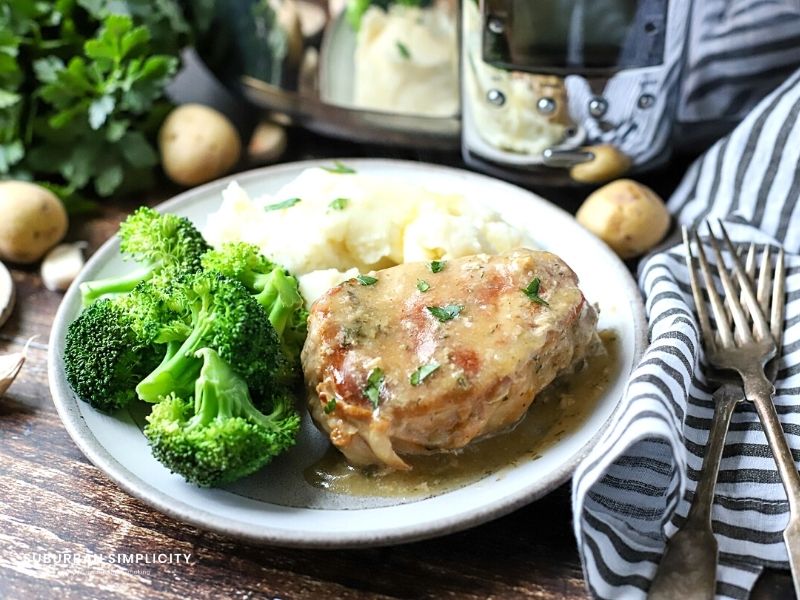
[48,159,647,547]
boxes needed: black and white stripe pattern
[572,69,800,599]
[565,0,690,168]
[566,0,800,168]
[679,0,800,125]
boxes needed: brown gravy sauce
[304,330,619,499]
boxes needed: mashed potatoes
[203,167,535,305]
[353,4,459,117]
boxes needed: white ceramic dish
[48,159,647,548]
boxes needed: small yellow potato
[0,181,68,264]
[576,179,670,259]
[159,104,242,186]
[570,145,631,184]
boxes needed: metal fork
[649,222,792,599]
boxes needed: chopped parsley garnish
[522,277,549,306]
[429,260,446,273]
[363,368,384,409]
[265,197,301,211]
[396,41,411,59]
[323,398,337,414]
[410,363,439,386]
[329,197,349,211]
[323,161,356,174]
[416,279,430,292]
[427,304,463,322]
[356,274,378,286]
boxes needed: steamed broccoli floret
[65,275,197,412]
[201,243,276,294]
[80,207,210,306]
[135,271,288,404]
[201,243,307,360]
[116,272,194,345]
[64,299,161,412]
[144,348,300,486]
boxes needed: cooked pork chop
[302,248,599,470]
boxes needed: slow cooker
[195,0,800,185]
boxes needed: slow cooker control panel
[462,0,689,184]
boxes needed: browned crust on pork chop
[301,249,599,470]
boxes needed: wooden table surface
[0,139,792,599]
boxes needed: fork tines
[682,221,784,356]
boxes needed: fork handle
[744,370,800,598]
[649,385,741,600]
[687,385,743,526]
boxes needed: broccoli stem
[189,348,246,427]
[80,264,157,306]
[244,390,294,428]
[160,339,182,364]
[144,344,300,487]
[136,316,212,403]
[188,348,290,432]
[139,340,185,398]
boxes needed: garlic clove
[248,121,288,165]
[296,1,327,38]
[0,352,24,397]
[0,336,36,397]
[41,242,88,292]
[0,260,14,329]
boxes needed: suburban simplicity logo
[19,551,194,566]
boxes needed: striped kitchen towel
[679,0,800,127]
[572,69,800,599]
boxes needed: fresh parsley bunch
[0,0,211,202]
